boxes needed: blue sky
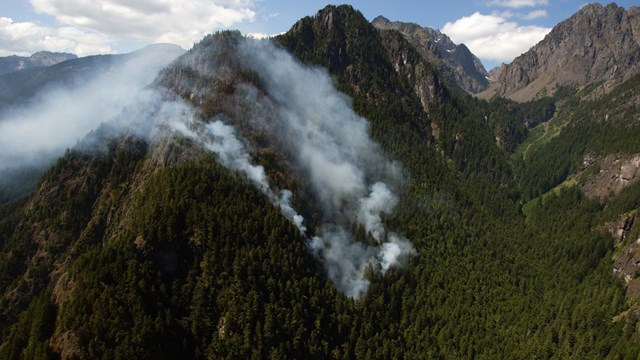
[1,1,637,69]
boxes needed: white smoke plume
[164,109,308,235]
[160,37,415,298]
[358,182,398,242]
[236,39,416,298]
[278,189,307,234]
[0,31,414,298]
[0,45,184,173]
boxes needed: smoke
[0,31,414,298]
[278,190,307,234]
[310,229,372,298]
[159,37,415,298]
[162,99,413,299]
[165,110,309,235]
[0,45,183,173]
[358,182,398,242]
[236,39,415,298]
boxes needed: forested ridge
[1,4,640,359]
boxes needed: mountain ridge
[372,15,489,93]
[0,51,77,76]
[480,2,640,101]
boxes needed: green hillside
[1,5,640,359]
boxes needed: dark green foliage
[1,6,639,359]
[0,291,57,360]
[0,166,48,205]
[53,159,353,359]
[514,76,640,200]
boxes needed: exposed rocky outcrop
[606,212,640,320]
[580,153,640,200]
[480,3,640,101]
[487,64,507,82]
[378,30,444,112]
[373,16,489,93]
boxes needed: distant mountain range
[0,44,184,109]
[0,51,77,76]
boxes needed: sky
[0,1,637,70]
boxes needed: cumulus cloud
[0,1,258,56]
[0,17,111,56]
[442,12,551,63]
[487,0,548,7]
[522,9,548,20]
[29,0,256,49]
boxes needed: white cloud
[0,17,112,56]
[496,9,548,20]
[0,0,257,56]
[523,9,548,20]
[442,12,551,63]
[30,0,256,49]
[487,0,548,7]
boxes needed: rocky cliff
[480,3,640,101]
[373,16,489,94]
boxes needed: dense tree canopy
[2,6,640,359]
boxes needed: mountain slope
[0,44,185,204]
[0,51,77,76]
[372,16,489,93]
[0,4,639,360]
[481,3,640,101]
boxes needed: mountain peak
[480,1,640,101]
[372,17,488,93]
[372,15,390,24]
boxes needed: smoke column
[240,39,415,298]
[0,33,414,298]
[164,38,415,299]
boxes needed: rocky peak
[28,51,77,66]
[372,16,489,93]
[281,5,444,112]
[480,2,640,101]
[284,5,376,74]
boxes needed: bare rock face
[581,154,640,201]
[487,64,507,82]
[480,3,640,101]
[373,16,489,93]
[606,212,640,320]
[378,30,444,112]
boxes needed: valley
[1,2,640,358]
